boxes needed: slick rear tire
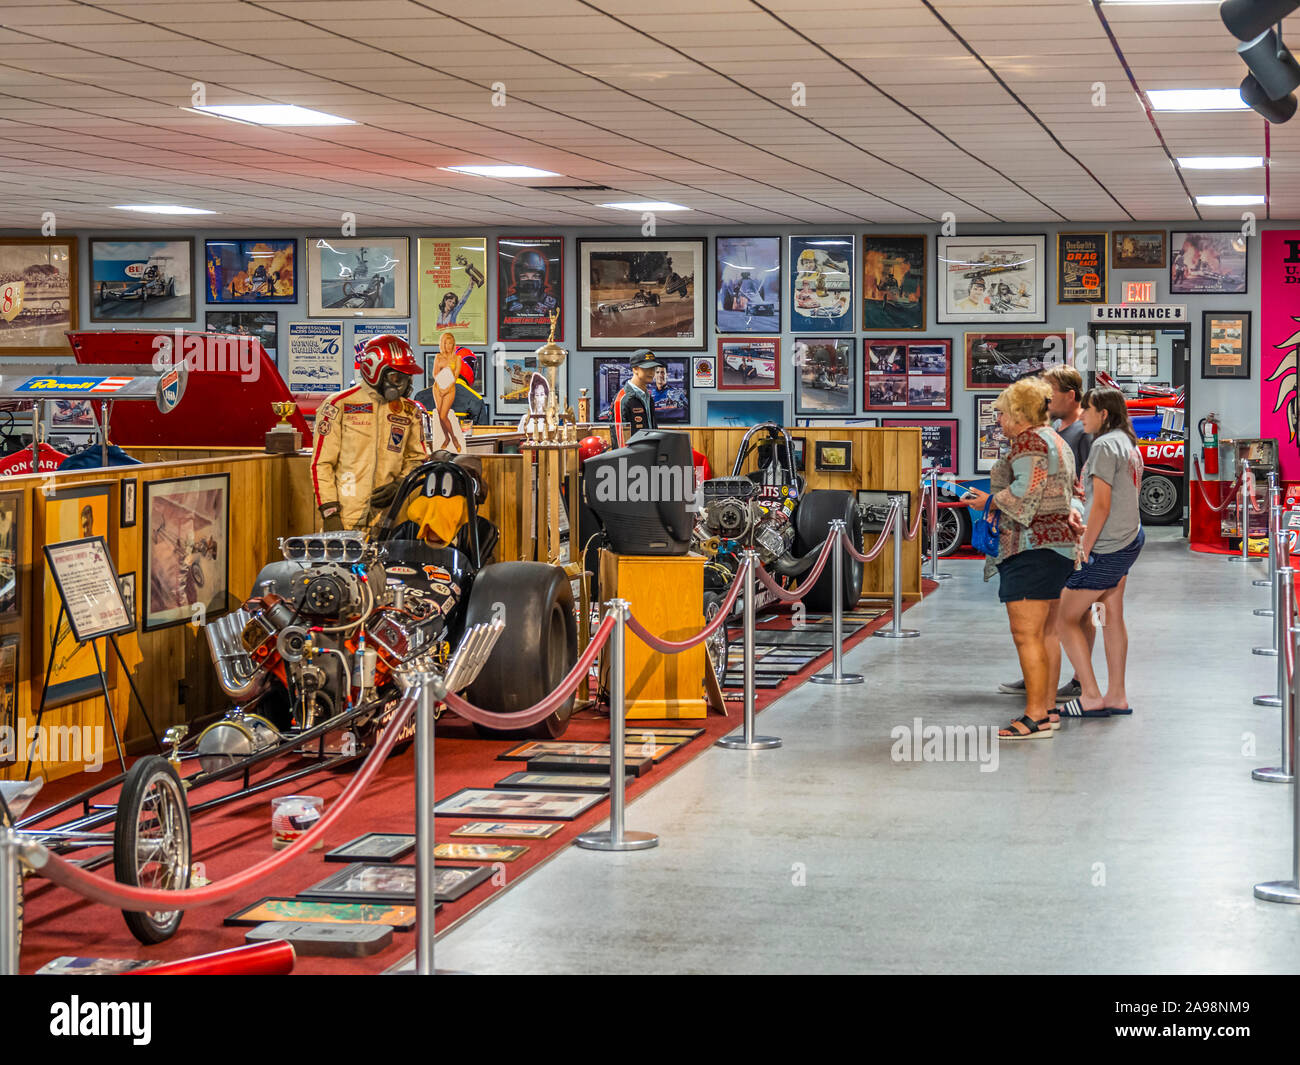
[794,489,863,613]
[464,562,578,740]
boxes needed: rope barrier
[840,503,898,564]
[902,486,926,542]
[443,613,615,727]
[1191,455,1239,514]
[751,531,838,603]
[24,692,417,910]
[626,557,749,653]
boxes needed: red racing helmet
[578,435,608,462]
[356,333,421,389]
[455,346,476,388]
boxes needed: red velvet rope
[840,504,898,564]
[901,486,927,541]
[442,613,615,727]
[751,533,837,603]
[27,693,416,910]
[626,558,749,653]
[1191,456,1238,514]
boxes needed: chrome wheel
[114,756,191,944]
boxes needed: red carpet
[16,584,934,975]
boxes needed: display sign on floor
[288,321,344,394]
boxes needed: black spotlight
[1241,71,1299,121]
[1239,28,1300,97]
[1222,0,1300,42]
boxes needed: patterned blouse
[983,425,1082,581]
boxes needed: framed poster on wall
[1113,231,1166,270]
[862,234,925,331]
[1056,232,1107,304]
[863,338,951,412]
[717,337,780,390]
[793,338,854,416]
[705,398,787,427]
[206,311,277,359]
[974,394,1008,473]
[307,237,409,318]
[1170,232,1248,294]
[205,239,296,303]
[143,474,230,632]
[578,238,706,350]
[1202,310,1251,379]
[417,237,488,346]
[716,235,780,334]
[882,418,958,475]
[592,357,690,423]
[789,235,854,333]
[90,238,194,323]
[0,490,21,619]
[497,237,562,342]
[0,238,76,355]
[964,329,1073,390]
[936,234,1046,324]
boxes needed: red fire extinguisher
[1199,413,1220,477]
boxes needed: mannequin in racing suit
[312,333,428,531]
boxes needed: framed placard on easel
[42,536,134,642]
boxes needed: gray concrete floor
[434,530,1300,974]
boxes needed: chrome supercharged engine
[696,476,795,565]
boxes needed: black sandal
[998,714,1053,741]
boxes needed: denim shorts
[997,549,1075,603]
[1066,527,1145,592]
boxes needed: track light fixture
[1221,0,1300,41]
[1239,27,1300,97]
[1240,69,1299,120]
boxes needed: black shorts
[1065,528,1144,592]
[997,549,1075,603]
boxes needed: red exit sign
[1123,280,1156,303]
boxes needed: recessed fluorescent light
[1178,156,1264,170]
[441,165,561,178]
[112,205,216,215]
[1101,1,1219,6]
[1196,194,1265,205]
[1148,89,1248,111]
[190,104,354,126]
[599,201,690,212]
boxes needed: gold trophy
[531,310,573,449]
[265,401,302,454]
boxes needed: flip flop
[1058,698,1110,719]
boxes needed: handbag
[971,500,1000,557]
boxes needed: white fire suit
[311,383,428,530]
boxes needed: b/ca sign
[0,280,24,322]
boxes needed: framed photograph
[143,473,229,632]
[797,416,879,428]
[1113,230,1166,270]
[578,238,707,350]
[449,821,561,840]
[862,234,926,331]
[90,238,193,323]
[42,538,133,643]
[498,740,642,760]
[791,436,806,473]
[964,330,1074,390]
[883,418,958,474]
[206,311,277,359]
[0,238,76,355]
[705,398,787,427]
[497,236,562,342]
[1057,232,1108,304]
[814,440,853,473]
[117,572,136,625]
[495,353,538,416]
[0,635,17,754]
[495,771,609,793]
[324,833,416,864]
[864,339,951,412]
[1202,310,1252,379]
[857,490,909,533]
[0,490,22,619]
[303,863,490,904]
[592,356,690,424]
[693,356,716,389]
[434,843,528,863]
[790,235,854,333]
[936,234,1046,324]
[433,787,606,821]
[417,237,488,345]
[307,237,409,318]
[37,482,115,707]
[974,394,1008,473]
[1171,231,1248,294]
[50,400,95,430]
[120,478,137,528]
[794,338,854,415]
[622,727,704,739]
[1093,328,1159,379]
[224,897,417,930]
[204,239,296,303]
[524,753,655,777]
[717,336,780,390]
[716,235,781,334]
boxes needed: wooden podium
[598,550,708,719]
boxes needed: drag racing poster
[789,235,854,333]
[1261,231,1300,481]
[497,237,562,342]
[307,237,409,319]
[352,321,408,357]
[1056,232,1107,305]
[578,238,706,350]
[288,322,344,395]
[936,235,1045,324]
[418,238,487,346]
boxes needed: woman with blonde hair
[962,377,1082,740]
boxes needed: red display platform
[67,330,310,448]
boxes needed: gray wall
[34,220,1284,477]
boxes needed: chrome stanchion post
[1255,476,1280,588]
[578,599,658,849]
[1255,567,1294,780]
[926,480,952,582]
[717,554,781,750]
[1230,458,1251,563]
[812,519,863,686]
[411,671,443,975]
[1255,574,1300,901]
[0,825,18,976]
[874,497,920,639]
[1254,505,1282,657]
